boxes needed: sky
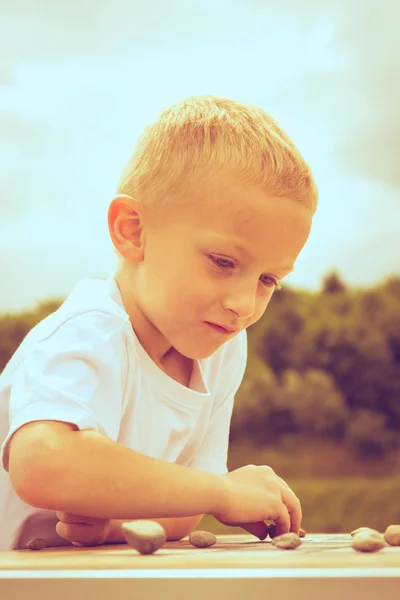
[1,0,399,312]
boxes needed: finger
[271,502,291,536]
[276,476,292,492]
[239,521,269,540]
[277,481,302,534]
[273,476,302,533]
[55,521,105,546]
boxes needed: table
[1,534,399,599]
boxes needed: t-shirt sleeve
[188,329,248,476]
[1,311,128,473]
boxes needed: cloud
[257,0,400,190]
[0,113,47,216]
[330,1,400,189]
[0,24,326,221]
[1,0,273,65]
[2,1,190,62]
[3,0,399,195]
[0,0,398,311]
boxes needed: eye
[210,256,235,269]
[261,275,281,290]
[209,256,281,291]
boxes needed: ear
[108,194,145,263]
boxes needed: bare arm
[9,422,227,522]
[106,514,205,544]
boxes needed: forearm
[18,429,226,521]
[106,514,205,544]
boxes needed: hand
[213,465,302,540]
[55,511,112,547]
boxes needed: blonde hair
[117,95,318,218]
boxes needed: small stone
[384,525,400,546]
[350,527,381,537]
[268,523,277,539]
[26,538,47,550]
[352,531,386,553]
[272,532,302,550]
[121,520,166,555]
[299,528,306,538]
[188,530,217,548]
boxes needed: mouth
[206,322,239,335]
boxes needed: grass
[198,477,400,535]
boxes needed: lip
[206,322,240,334]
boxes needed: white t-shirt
[0,275,247,550]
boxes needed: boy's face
[115,176,313,363]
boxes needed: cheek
[168,273,216,310]
[257,294,273,317]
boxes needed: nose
[222,283,258,320]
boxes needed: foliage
[0,300,62,372]
[0,271,399,463]
[1,272,400,533]
[232,272,400,459]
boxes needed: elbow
[11,464,56,509]
[10,456,56,509]
[8,421,76,509]
[9,445,61,509]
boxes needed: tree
[322,271,348,294]
[347,409,400,459]
[278,368,348,439]
[231,362,348,446]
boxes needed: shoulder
[42,309,129,345]
[32,311,131,379]
[2,309,130,382]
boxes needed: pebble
[350,527,381,537]
[384,525,400,546]
[121,520,166,555]
[189,530,217,548]
[25,538,47,551]
[272,532,302,550]
[351,531,386,553]
[268,524,305,539]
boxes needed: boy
[0,95,317,550]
